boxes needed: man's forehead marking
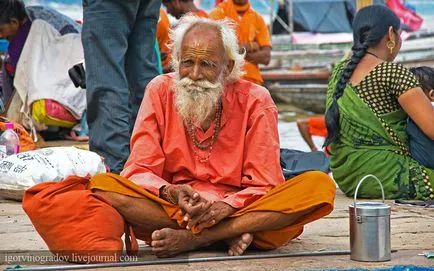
[183,40,217,56]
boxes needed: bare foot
[151,228,199,257]
[226,233,253,256]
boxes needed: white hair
[169,16,245,82]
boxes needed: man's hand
[239,41,260,53]
[187,201,236,231]
[163,185,211,225]
[244,46,271,65]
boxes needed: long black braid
[324,5,401,149]
[324,43,368,147]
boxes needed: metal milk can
[349,174,391,262]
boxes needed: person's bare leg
[94,190,179,232]
[151,204,324,257]
[296,118,318,152]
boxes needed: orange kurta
[156,8,171,68]
[121,73,284,209]
[209,0,271,85]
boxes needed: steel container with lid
[349,174,391,262]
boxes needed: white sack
[0,147,106,191]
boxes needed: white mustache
[176,77,222,91]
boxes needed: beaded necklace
[186,100,222,163]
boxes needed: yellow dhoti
[88,171,336,250]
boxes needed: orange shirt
[156,8,171,68]
[209,0,271,85]
[308,116,327,137]
[121,74,284,209]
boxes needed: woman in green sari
[325,5,434,200]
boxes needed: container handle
[353,174,385,219]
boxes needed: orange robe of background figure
[209,0,271,85]
[156,8,171,69]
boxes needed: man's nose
[189,64,203,81]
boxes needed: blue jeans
[82,0,161,173]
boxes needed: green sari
[326,60,434,200]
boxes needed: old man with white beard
[85,16,336,258]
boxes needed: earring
[386,41,395,54]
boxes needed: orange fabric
[121,73,283,209]
[189,9,209,18]
[0,117,36,152]
[308,116,328,137]
[22,175,126,263]
[209,0,271,85]
[156,8,171,68]
[88,171,336,249]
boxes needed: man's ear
[428,89,434,101]
[225,60,235,77]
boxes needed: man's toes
[151,229,165,241]
[228,249,234,256]
[241,233,253,244]
[235,245,244,255]
[151,240,165,248]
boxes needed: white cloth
[14,19,86,120]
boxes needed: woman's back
[351,61,419,117]
[324,5,434,201]
[326,59,434,200]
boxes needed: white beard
[173,74,225,125]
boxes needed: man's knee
[296,171,336,192]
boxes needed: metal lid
[349,202,390,216]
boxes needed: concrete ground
[0,189,433,271]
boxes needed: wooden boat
[262,69,329,113]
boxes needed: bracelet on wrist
[160,185,178,205]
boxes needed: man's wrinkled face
[178,26,226,83]
[0,19,20,41]
[174,25,228,124]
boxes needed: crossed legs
[95,190,323,257]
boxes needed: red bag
[22,175,132,263]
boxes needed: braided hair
[324,5,401,148]
[0,0,27,25]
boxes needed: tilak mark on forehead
[183,40,219,59]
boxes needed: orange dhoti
[88,171,336,250]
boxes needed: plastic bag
[0,147,106,200]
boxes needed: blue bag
[280,148,330,180]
